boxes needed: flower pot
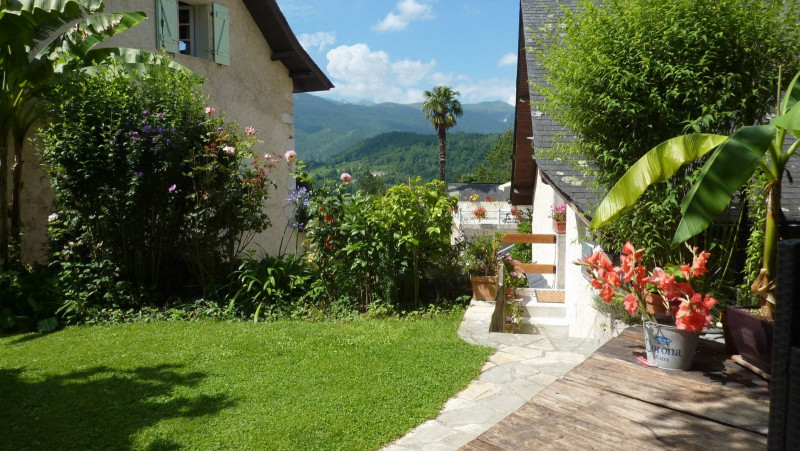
[470,275,498,301]
[552,219,566,234]
[643,320,700,370]
[504,287,518,299]
[723,306,773,375]
[645,293,668,314]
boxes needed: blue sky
[275,0,519,105]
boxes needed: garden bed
[0,313,491,450]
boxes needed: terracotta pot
[724,306,774,375]
[505,287,519,299]
[470,275,498,301]
[552,219,566,234]
[645,293,668,314]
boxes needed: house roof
[448,183,511,202]
[243,0,334,93]
[519,0,599,217]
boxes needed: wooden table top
[463,327,770,450]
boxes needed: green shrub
[464,233,502,277]
[230,253,315,321]
[305,178,459,312]
[37,61,280,312]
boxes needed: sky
[275,0,519,105]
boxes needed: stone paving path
[384,300,607,451]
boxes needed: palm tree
[422,86,463,182]
[1,0,170,267]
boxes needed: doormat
[536,290,565,303]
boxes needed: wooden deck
[463,327,770,450]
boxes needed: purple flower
[217,127,224,132]
[109,140,116,145]
[134,171,144,177]
[131,136,138,142]
[142,125,153,133]
[152,136,160,143]
[132,131,139,137]
[142,110,150,116]
[156,112,164,118]
[168,184,177,193]
[165,138,172,143]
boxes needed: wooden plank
[519,263,556,274]
[501,233,556,244]
[566,354,770,435]
[460,440,504,451]
[470,378,767,450]
[594,327,770,396]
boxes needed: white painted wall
[530,170,562,287]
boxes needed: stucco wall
[530,170,560,287]
[19,0,297,262]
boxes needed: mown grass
[0,312,491,450]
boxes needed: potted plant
[550,204,567,234]
[589,71,800,373]
[465,234,501,301]
[502,253,527,299]
[473,206,487,220]
[577,242,717,370]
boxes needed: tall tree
[0,0,167,267]
[422,86,463,182]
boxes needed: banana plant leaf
[781,70,800,115]
[590,133,728,230]
[672,125,776,245]
[773,102,800,138]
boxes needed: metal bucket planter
[643,320,700,370]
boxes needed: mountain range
[294,93,514,162]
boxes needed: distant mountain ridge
[294,93,513,161]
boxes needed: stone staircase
[515,288,569,337]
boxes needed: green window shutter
[155,0,179,53]
[212,3,230,65]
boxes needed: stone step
[517,317,570,337]
[522,302,566,319]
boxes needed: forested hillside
[306,131,502,185]
[295,94,513,161]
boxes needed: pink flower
[340,172,353,183]
[284,150,297,162]
[624,293,639,316]
[245,126,256,136]
[168,184,177,193]
[48,213,59,223]
[223,146,235,155]
[205,107,216,115]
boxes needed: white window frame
[178,3,195,56]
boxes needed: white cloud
[373,0,435,32]
[498,52,517,67]
[323,43,515,105]
[298,32,336,52]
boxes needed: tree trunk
[0,141,8,268]
[761,180,781,319]
[11,134,24,267]
[438,127,447,182]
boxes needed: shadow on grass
[0,363,233,449]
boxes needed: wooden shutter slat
[155,0,179,53]
[212,3,230,66]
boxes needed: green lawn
[0,313,491,450]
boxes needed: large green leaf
[781,70,800,115]
[672,125,776,245]
[4,0,103,15]
[79,47,187,73]
[589,133,728,230]
[38,11,146,60]
[773,101,800,138]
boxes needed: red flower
[325,214,333,224]
[624,293,639,316]
[680,264,691,279]
[691,251,711,277]
[599,285,615,303]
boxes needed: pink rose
[284,150,297,162]
[245,126,256,136]
[205,107,216,115]
[340,172,353,183]
[223,146,235,155]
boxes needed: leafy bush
[37,61,280,312]
[0,265,60,332]
[464,234,501,277]
[305,178,458,312]
[535,0,800,286]
[230,253,315,320]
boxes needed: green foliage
[0,315,492,450]
[305,178,459,312]
[308,131,501,185]
[536,0,800,292]
[464,233,502,277]
[0,265,60,332]
[459,128,514,183]
[37,63,279,314]
[230,253,315,321]
[357,169,386,195]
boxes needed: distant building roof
[448,183,511,202]
[244,0,334,93]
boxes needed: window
[178,3,194,56]
[156,0,230,66]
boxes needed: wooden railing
[502,233,557,274]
